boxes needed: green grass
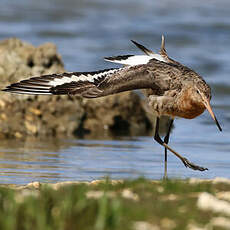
[0,178,229,230]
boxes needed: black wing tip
[2,87,21,94]
[2,85,52,95]
[131,39,138,45]
[131,39,144,47]
[130,39,154,56]
[104,56,114,61]
[2,87,12,92]
[104,55,133,61]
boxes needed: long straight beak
[204,99,222,131]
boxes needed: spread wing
[3,60,173,98]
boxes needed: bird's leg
[163,119,174,179]
[154,117,208,172]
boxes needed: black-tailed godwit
[3,36,222,178]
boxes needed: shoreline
[2,176,230,189]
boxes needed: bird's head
[192,81,222,132]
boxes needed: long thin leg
[163,119,174,179]
[154,117,208,172]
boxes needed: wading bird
[3,36,222,178]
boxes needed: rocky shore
[0,38,154,139]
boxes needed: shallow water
[0,0,230,184]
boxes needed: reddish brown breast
[172,89,206,119]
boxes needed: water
[0,0,230,184]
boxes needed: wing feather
[3,69,119,96]
[3,59,175,98]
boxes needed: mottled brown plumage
[3,36,222,178]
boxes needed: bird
[3,35,222,178]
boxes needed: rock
[197,192,230,216]
[121,189,139,201]
[133,221,160,230]
[160,218,177,229]
[210,217,230,229]
[212,177,230,184]
[0,38,64,85]
[0,38,154,138]
[26,181,41,189]
[187,223,205,230]
[82,92,153,138]
[216,191,230,202]
[86,191,116,199]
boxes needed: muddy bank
[0,38,154,138]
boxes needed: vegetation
[0,178,229,230]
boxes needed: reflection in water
[0,138,71,184]
[0,137,147,184]
[0,129,230,185]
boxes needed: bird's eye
[196,90,199,94]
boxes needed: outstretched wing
[3,60,172,98]
[3,68,119,97]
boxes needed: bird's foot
[182,157,208,171]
